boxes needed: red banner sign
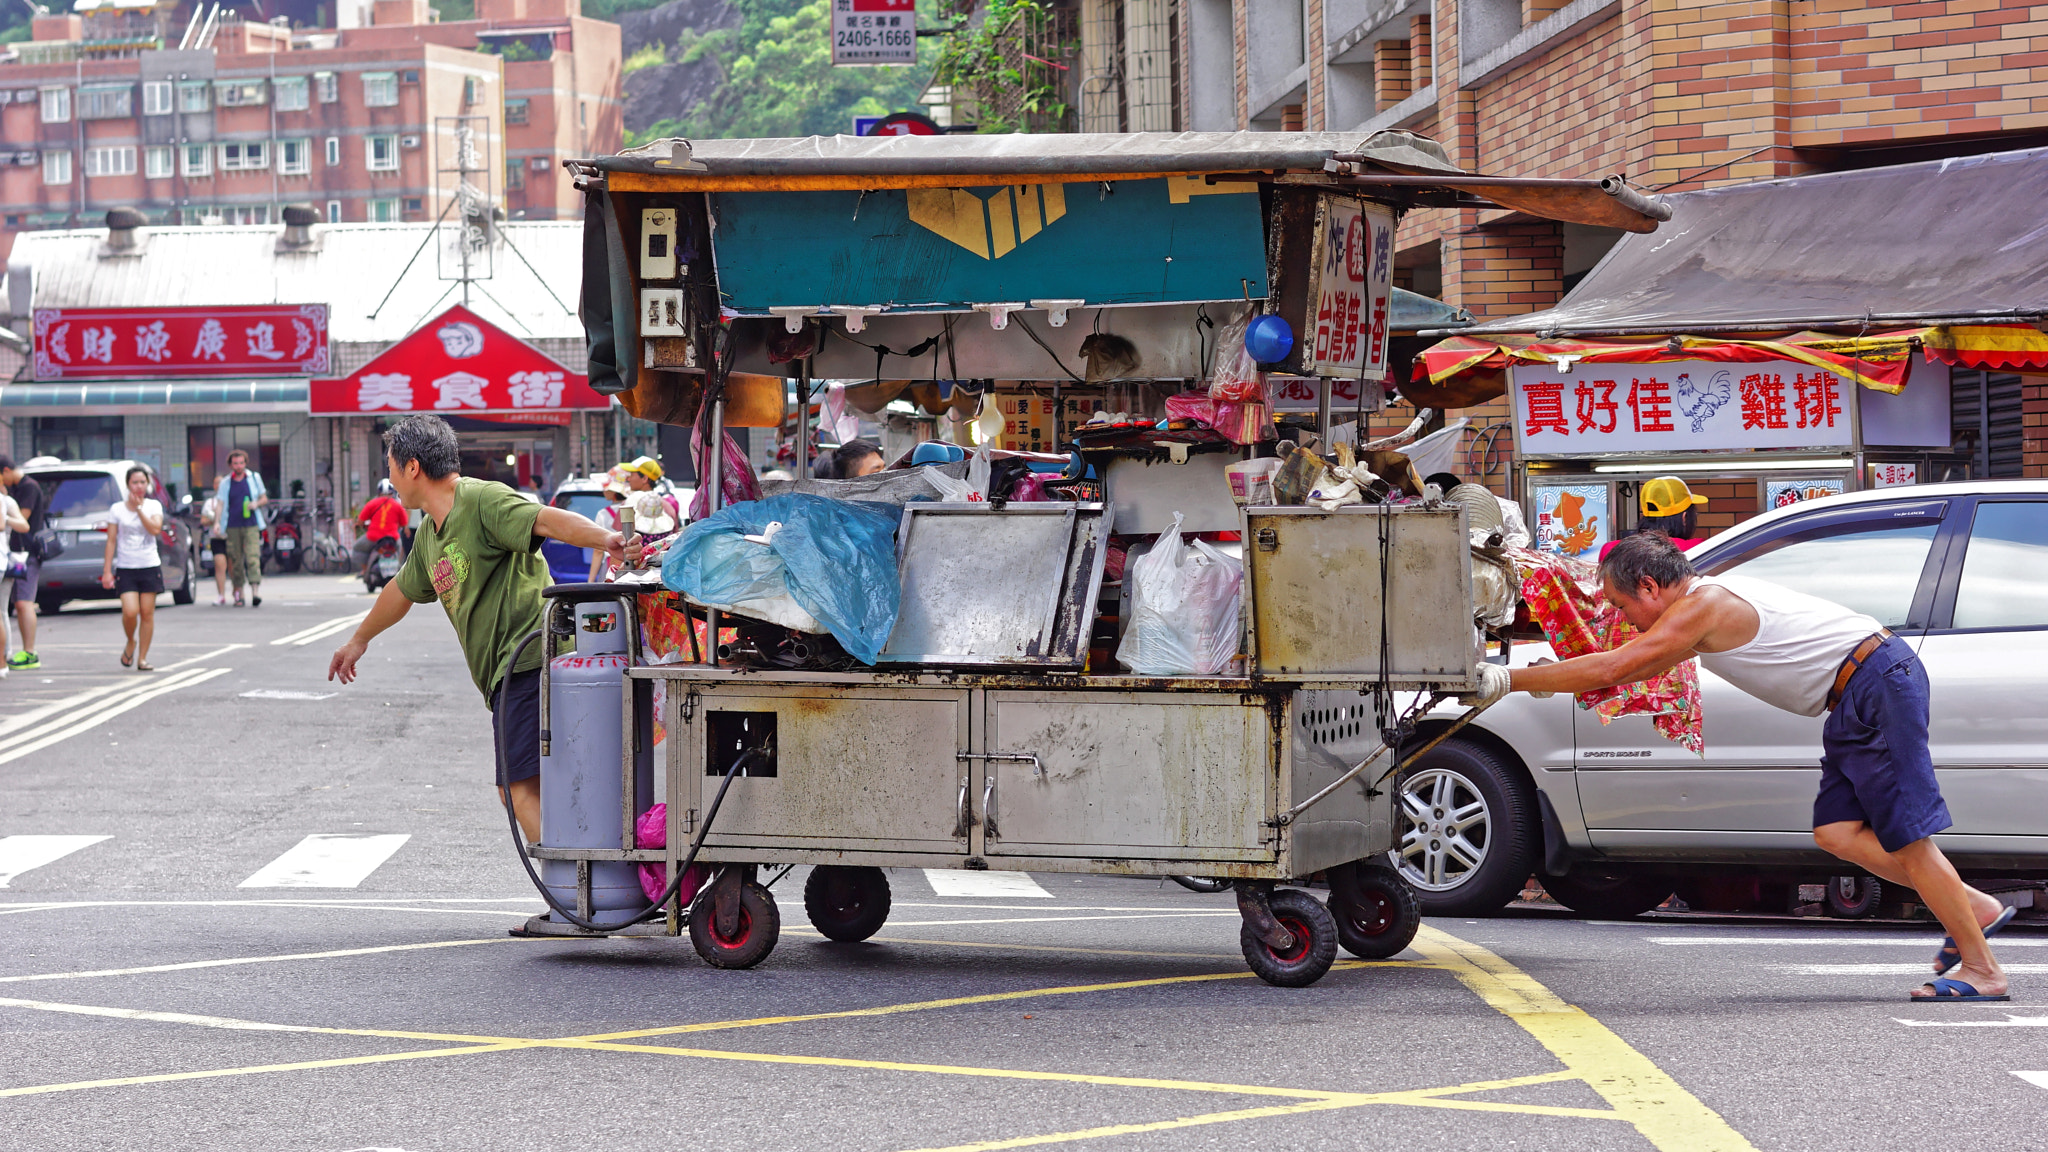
[309,305,606,416]
[33,304,329,380]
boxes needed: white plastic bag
[922,465,978,502]
[1115,512,1244,676]
[965,442,992,498]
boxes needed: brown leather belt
[1825,629,1895,712]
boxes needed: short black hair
[126,464,152,486]
[383,414,461,480]
[226,448,248,464]
[1424,471,1462,491]
[833,439,882,476]
[0,454,14,472]
[1640,509,1698,539]
[1600,531,1695,595]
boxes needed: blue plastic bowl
[1244,314,1295,364]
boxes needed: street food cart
[529,131,1669,986]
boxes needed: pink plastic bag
[635,802,707,905]
[688,427,761,522]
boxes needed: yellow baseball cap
[624,455,664,482]
[1640,476,1708,517]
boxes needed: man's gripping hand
[329,637,368,685]
[1458,662,1513,708]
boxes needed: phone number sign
[832,0,915,64]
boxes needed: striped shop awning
[0,378,309,415]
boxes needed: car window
[553,492,607,522]
[40,473,122,520]
[1711,519,1940,627]
[1951,501,2048,630]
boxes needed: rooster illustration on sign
[1674,370,1733,433]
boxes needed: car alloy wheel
[1397,766,1491,892]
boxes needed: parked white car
[1376,479,2048,917]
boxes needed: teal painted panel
[709,179,1268,312]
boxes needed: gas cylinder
[538,600,646,926]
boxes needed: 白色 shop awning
[0,378,309,415]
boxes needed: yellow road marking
[895,1099,1368,1152]
[1411,924,1759,1152]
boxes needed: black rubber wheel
[803,865,892,942]
[1171,876,1231,893]
[1330,863,1422,959]
[1542,866,1674,920]
[1240,888,1339,988]
[1826,875,1882,919]
[688,879,781,968]
[170,550,196,605]
[1393,737,1539,917]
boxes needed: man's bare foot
[1913,960,2007,1000]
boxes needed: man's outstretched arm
[329,579,416,684]
[1509,593,1720,696]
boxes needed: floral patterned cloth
[1508,548,1704,755]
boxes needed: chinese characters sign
[1509,360,1853,457]
[832,0,914,65]
[32,305,328,380]
[1766,477,1848,508]
[1305,196,1396,381]
[309,305,604,415]
[1869,462,1918,488]
[1267,377,1373,412]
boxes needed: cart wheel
[1240,888,1338,988]
[1330,863,1422,960]
[804,865,892,942]
[688,879,781,969]
[1825,875,1881,919]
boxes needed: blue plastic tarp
[662,494,902,664]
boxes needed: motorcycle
[363,536,404,593]
[269,504,303,573]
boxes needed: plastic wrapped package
[1115,512,1245,676]
[1207,312,1268,403]
[1163,393,1274,444]
[663,494,903,663]
[688,427,762,522]
[634,803,707,905]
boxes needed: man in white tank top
[1466,533,2011,1003]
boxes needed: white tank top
[1690,573,1884,717]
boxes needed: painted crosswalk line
[922,870,1053,899]
[0,836,111,888]
[2013,1072,2048,1089]
[239,835,411,889]
[0,668,233,766]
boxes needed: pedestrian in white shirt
[100,465,165,672]
[0,487,25,674]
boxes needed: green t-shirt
[396,477,548,703]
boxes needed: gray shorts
[11,557,37,603]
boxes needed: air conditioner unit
[400,134,420,149]
[14,152,36,166]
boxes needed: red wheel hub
[1264,915,1313,963]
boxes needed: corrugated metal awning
[0,378,308,415]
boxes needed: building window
[35,416,124,463]
[182,143,213,177]
[78,85,133,120]
[219,141,269,171]
[144,145,174,178]
[369,198,399,222]
[274,75,309,111]
[579,101,587,127]
[402,196,422,213]
[42,151,71,185]
[326,199,341,223]
[222,204,270,225]
[504,97,529,125]
[400,69,419,84]
[461,75,481,108]
[278,138,309,175]
[187,423,277,496]
[366,134,398,171]
[505,157,524,189]
[142,80,173,115]
[178,80,211,112]
[215,79,267,107]
[324,136,340,166]
[39,87,70,123]
[84,145,136,177]
[315,71,338,103]
[362,72,398,107]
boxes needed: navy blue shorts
[1815,636,1950,853]
[490,667,543,787]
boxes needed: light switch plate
[640,207,677,280]
[640,288,687,335]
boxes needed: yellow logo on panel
[907,183,1068,260]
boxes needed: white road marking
[870,912,1242,927]
[0,668,233,765]
[0,645,246,741]
[0,996,318,1032]
[1898,1017,2048,1028]
[1778,963,2048,975]
[1652,936,2048,948]
[923,870,1054,898]
[238,689,338,701]
[239,834,412,889]
[2012,1072,2048,1088]
[0,937,527,985]
[0,836,111,888]
[270,612,368,647]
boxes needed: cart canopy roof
[1451,146,2048,338]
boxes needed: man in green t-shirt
[328,415,636,839]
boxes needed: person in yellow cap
[619,456,682,537]
[1600,476,1708,561]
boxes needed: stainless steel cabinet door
[1575,504,1946,856]
[681,685,973,854]
[980,690,1275,861]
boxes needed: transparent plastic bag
[922,465,977,502]
[1115,512,1244,676]
[965,442,992,499]
[1207,311,1268,403]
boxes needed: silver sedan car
[1376,479,2048,918]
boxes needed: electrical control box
[641,207,678,280]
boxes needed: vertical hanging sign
[1305,194,1396,381]
[832,0,916,65]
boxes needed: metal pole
[794,357,811,481]
[703,396,725,668]
[1315,377,1332,445]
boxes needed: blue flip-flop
[1935,904,2018,975]
[1914,977,2010,1003]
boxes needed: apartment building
[0,0,617,232]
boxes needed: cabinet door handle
[982,771,999,839]
[953,777,972,838]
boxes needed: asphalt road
[2,575,2044,1152]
